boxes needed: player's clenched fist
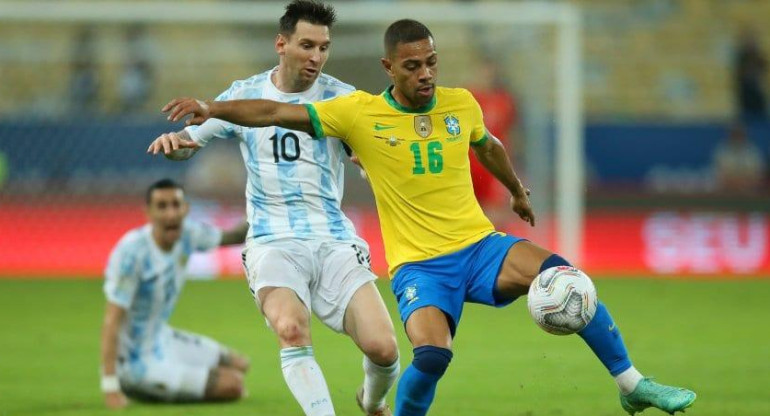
[162,98,210,126]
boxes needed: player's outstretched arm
[100,302,129,409]
[471,131,535,226]
[220,220,249,246]
[162,98,314,136]
[147,130,200,158]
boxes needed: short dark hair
[145,178,184,204]
[384,19,434,56]
[279,0,337,36]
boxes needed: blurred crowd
[0,0,768,202]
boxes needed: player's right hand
[510,188,535,227]
[147,132,200,156]
[162,98,210,126]
[104,391,129,410]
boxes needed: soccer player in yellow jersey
[159,19,696,416]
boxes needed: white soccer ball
[527,266,598,335]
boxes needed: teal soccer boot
[620,378,696,415]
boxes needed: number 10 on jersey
[269,132,301,163]
[410,141,443,174]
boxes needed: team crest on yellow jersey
[414,115,433,138]
[444,114,461,136]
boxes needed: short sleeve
[103,240,140,309]
[186,220,223,252]
[466,90,489,147]
[185,82,245,146]
[304,90,365,141]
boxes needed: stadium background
[1,1,769,415]
[1,0,769,278]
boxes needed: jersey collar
[382,85,436,113]
[267,66,321,99]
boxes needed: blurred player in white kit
[100,178,250,408]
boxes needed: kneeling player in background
[99,179,250,409]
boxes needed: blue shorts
[391,232,524,336]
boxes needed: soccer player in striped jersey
[147,2,399,416]
[157,17,698,416]
[100,179,250,408]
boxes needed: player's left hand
[510,188,535,227]
[162,98,210,126]
[147,132,200,156]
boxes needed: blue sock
[578,302,632,376]
[539,254,632,376]
[539,254,572,273]
[395,346,453,416]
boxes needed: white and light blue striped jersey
[103,220,222,362]
[185,68,362,245]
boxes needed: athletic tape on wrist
[100,375,121,393]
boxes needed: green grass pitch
[1,278,769,416]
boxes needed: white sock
[361,355,400,412]
[280,346,335,416]
[615,366,644,395]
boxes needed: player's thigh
[312,240,377,333]
[167,328,223,369]
[495,241,553,300]
[404,306,453,350]
[204,366,244,401]
[242,239,314,311]
[343,281,398,365]
[244,240,315,346]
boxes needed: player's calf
[344,282,400,414]
[529,252,698,407]
[204,367,244,401]
[395,345,453,416]
[529,253,640,389]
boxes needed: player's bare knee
[273,317,311,346]
[362,334,399,366]
[405,307,453,349]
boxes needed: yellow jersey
[306,86,494,276]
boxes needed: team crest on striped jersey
[444,114,460,136]
[414,115,432,138]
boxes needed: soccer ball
[527,266,598,335]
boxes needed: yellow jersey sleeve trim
[304,104,325,139]
[470,133,489,147]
